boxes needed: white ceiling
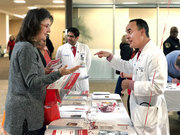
[0,0,180,20]
[73,0,180,4]
[0,0,65,19]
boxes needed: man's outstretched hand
[94,51,112,58]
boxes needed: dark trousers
[9,50,12,60]
[115,76,125,96]
[22,119,46,135]
[177,111,180,116]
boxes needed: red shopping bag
[44,89,61,125]
[44,103,60,125]
[45,89,61,105]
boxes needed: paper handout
[47,73,80,90]
[47,58,62,70]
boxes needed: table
[45,93,137,135]
[164,83,180,111]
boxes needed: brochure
[92,94,121,100]
[47,73,80,90]
[59,105,88,112]
[63,95,87,101]
[98,130,128,135]
[48,119,84,130]
[47,58,62,70]
[60,100,87,106]
[60,111,86,119]
[93,92,110,95]
[67,90,89,96]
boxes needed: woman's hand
[59,65,81,75]
[45,66,52,74]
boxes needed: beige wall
[48,8,65,59]
[78,8,113,50]
[115,8,131,50]
[0,13,7,48]
[76,7,180,52]
[9,19,23,38]
[9,8,65,59]
[129,8,157,46]
[7,7,180,58]
[158,8,180,48]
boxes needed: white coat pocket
[132,103,158,127]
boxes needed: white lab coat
[56,42,91,92]
[109,40,169,135]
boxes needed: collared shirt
[166,50,180,82]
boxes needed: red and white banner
[52,129,88,135]
[64,73,80,90]
[47,73,80,90]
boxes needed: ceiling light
[122,2,138,4]
[53,0,64,4]
[14,14,25,18]
[28,6,37,9]
[14,0,26,3]
[169,2,180,4]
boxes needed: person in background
[56,27,91,92]
[95,19,169,135]
[115,34,133,96]
[121,47,139,116]
[4,8,80,135]
[46,34,54,59]
[115,34,138,115]
[166,50,180,121]
[7,35,15,60]
[37,39,51,74]
[163,26,180,55]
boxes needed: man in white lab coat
[95,19,169,135]
[56,27,91,92]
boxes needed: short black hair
[67,27,80,37]
[130,19,149,38]
[16,8,53,45]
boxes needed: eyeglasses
[41,24,51,29]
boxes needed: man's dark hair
[16,8,53,45]
[67,27,80,37]
[175,56,180,69]
[130,19,149,38]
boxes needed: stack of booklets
[61,100,87,106]
[48,119,85,130]
[59,105,88,119]
[67,90,89,96]
[60,95,88,119]
[98,130,128,135]
[63,95,88,101]
[91,92,121,100]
